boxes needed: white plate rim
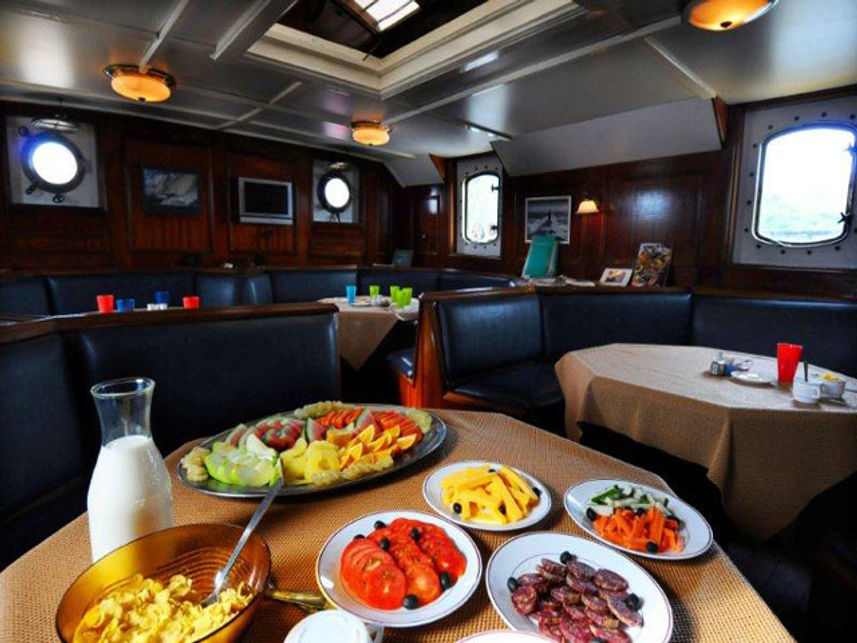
[485,531,674,643]
[563,478,714,561]
[730,371,774,385]
[315,509,482,627]
[422,460,552,532]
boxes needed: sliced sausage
[586,608,620,629]
[560,617,594,643]
[566,560,596,581]
[538,597,562,612]
[563,604,589,621]
[537,564,566,584]
[517,573,545,586]
[590,624,631,643]
[607,595,643,628]
[598,588,629,602]
[566,576,599,595]
[581,593,610,614]
[511,585,538,616]
[550,585,580,604]
[593,568,629,592]
[533,608,562,623]
[540,558,568,577]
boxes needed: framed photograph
[631,243,673,287]
[141,166,200,216]
[525,196,571,244]
[599,267,633,287]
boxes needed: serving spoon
[201,476,285,606]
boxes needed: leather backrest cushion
[194,274,241,308]
[438,273,516,291]
[242,274,273,305]
[541,293,692,359]
[0,335,89,516]
[437,293,543,383]
[692,295,857,377]
[0,276,52,315]
[73,314,339,455]
[358,269,439,295]
[269,270,356,303]
[47,272,195,314]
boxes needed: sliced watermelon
[355,409,379,433]
[225,424,250,447]
[304,417,327,443]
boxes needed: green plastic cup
[369,284,380,297]
[389,286,400,302]
[399,287,413,308]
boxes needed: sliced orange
[339,443,363,469]
[394,434,418,454]
[355,425,378,445]
[366,433,393,453]
[381,426,401,441]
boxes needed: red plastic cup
[96,294,114,313]
[182,296,200,309]
[776,343,803,383]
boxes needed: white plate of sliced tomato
[316,510,482,627]
[564,479,713,561]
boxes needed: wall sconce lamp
[575,192,599,214]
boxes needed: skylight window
[355,0,420,31]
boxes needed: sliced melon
[304,417,327,443]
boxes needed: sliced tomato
[363,563,407,609]
[403,563,442,605]
[341,539,379,572]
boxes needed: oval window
[317,170,353,214]
[21,132,85,202]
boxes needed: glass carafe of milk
[88,377,173,561]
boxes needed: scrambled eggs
[73,574,253,643]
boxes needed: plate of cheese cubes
[422,461,551,532]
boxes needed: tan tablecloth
[321,298,419,370]
[0,410,791,642]
[556,343,857,540]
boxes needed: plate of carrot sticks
[564,479,713,560]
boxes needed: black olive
[499,505,507,515]
[646,541,658,554]
[410,527,420,541]
[452,502,462,514]
[507,577,519,592]
[592,638,606,643]
[635,507,646,517]
[586,508,597,521]
[353,534,365,540]
[440,571,453,590]
[403,594,419,609]
[488,468,497,473]
[625,593,641,611]
[559,551,572,564]
[379,537,390,551]
[374,520,386,529]
[532,487,542,497]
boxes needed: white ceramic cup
[819,378,846,398]
[792,379,822,403]
[283,610,383,643]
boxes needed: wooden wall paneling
[226,149,300,258]
[124,139,214,254]
[414,189,440,257]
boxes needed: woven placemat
[0,410,793,642]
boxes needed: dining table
[320,297,419,370]
[555,343,857,540]
[0,409,792,642]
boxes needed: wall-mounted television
[237,177,293,225]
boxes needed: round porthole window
[317,170,352,214]
[20,131,85,203]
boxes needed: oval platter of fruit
[316,510,482,627]
[176,402,446,498]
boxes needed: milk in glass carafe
[87,377,173,561]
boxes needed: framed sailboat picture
[141,165,201,216]
[525,196,571,244]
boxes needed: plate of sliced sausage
[486,533,673,643]
[316,510,482,627]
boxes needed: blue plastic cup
[155,291,170,305]
[345,284,357,304]
[115,299,128,312]
[125,298,135,311]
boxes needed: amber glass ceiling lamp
[684,0,778,31]
[103,65,175,103]
[351,121,390,146]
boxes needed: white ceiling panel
[437,39,699,136]
[0,8,150,96]
[383,114,494,158]
[652,0,857,104]
[285,84,395,124]
[493,98,721,176]
[6,0,178,34]
[385,155,443,187]
[171,0,260,45]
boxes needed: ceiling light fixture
[575,198,599,215]
[683,0,778,32]
[351,121,390,146]
[103,65,175,103]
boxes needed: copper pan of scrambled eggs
[56,523,271,643]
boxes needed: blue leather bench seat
[693,295,857,378]
[47,272,195,314]
[453,361,563,410]
[0,334,91,569]
[0,275,52,315]
[269,269,356,303]
[358,269,439,296]
[438,272,516,291]
[73,313,339,456]
[388,347,415,379]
